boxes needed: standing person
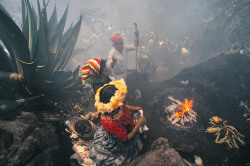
[107,30,139,82]
[82,58,111,93]
[88,79,147,165]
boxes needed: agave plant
[0,0,83,112]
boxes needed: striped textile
[82,58,101,85]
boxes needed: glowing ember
[165,96,197,126]
[214,116,222,123]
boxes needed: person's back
[88,79,146,165]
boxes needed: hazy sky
[0,0,207,38]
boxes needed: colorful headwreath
[95,79,128,114]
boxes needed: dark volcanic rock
[128,137,186,166]
[0,112,60,166]
[131,53,250,166]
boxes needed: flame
[175,99,193,119]
[215,116,222,123]
[226,130,229,135]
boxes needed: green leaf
[0,6,31,74]
[35,0,49,66]
[22,0,29,41]
[0,95,44,115]
[49,5,68,57]
[41,0,49,36]
[0,45,15,72]
[30,3,37,24]
[26,0,38,61]
[46,5,68,72]
[53,16,82,72]
[48,5,57,44]
[53,66,80,89]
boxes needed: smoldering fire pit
[164,96,197,126]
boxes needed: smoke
[0,0,234,81]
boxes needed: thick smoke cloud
[1,0,231,81]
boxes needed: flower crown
[95,79,128,114]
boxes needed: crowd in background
[67,23,250,82]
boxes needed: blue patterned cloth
[88,126,142,166]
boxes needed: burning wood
[165,96,197,126]
[206,116,245,149]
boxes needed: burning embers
[206,116,245,149]
[165,96,197,126]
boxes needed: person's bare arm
[127,116,146,140]
[126,105,142,113]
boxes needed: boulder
[0,112,60,166]
[128,137,186,166]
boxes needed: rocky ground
[127,53,250,166]
[1,53,250,166]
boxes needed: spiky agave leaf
[0,94,44,115]
[45,5,68,72]
[50,5,68,57]
[21,0,37,60]
[22,0,29,40]
[60,65,81,89]
[0,44,14,72]
[52,16,82,72]
[35,0,49,66]
[0,5,31,74]
[47,5,57,44]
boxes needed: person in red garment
[88,79,146,165]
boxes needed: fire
[165,96,197,126]
[175,99,193,119]
[215,116,222,123]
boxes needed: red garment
[100,105,135,142]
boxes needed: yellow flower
[111,101,119,109]
[94,79,127,113]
